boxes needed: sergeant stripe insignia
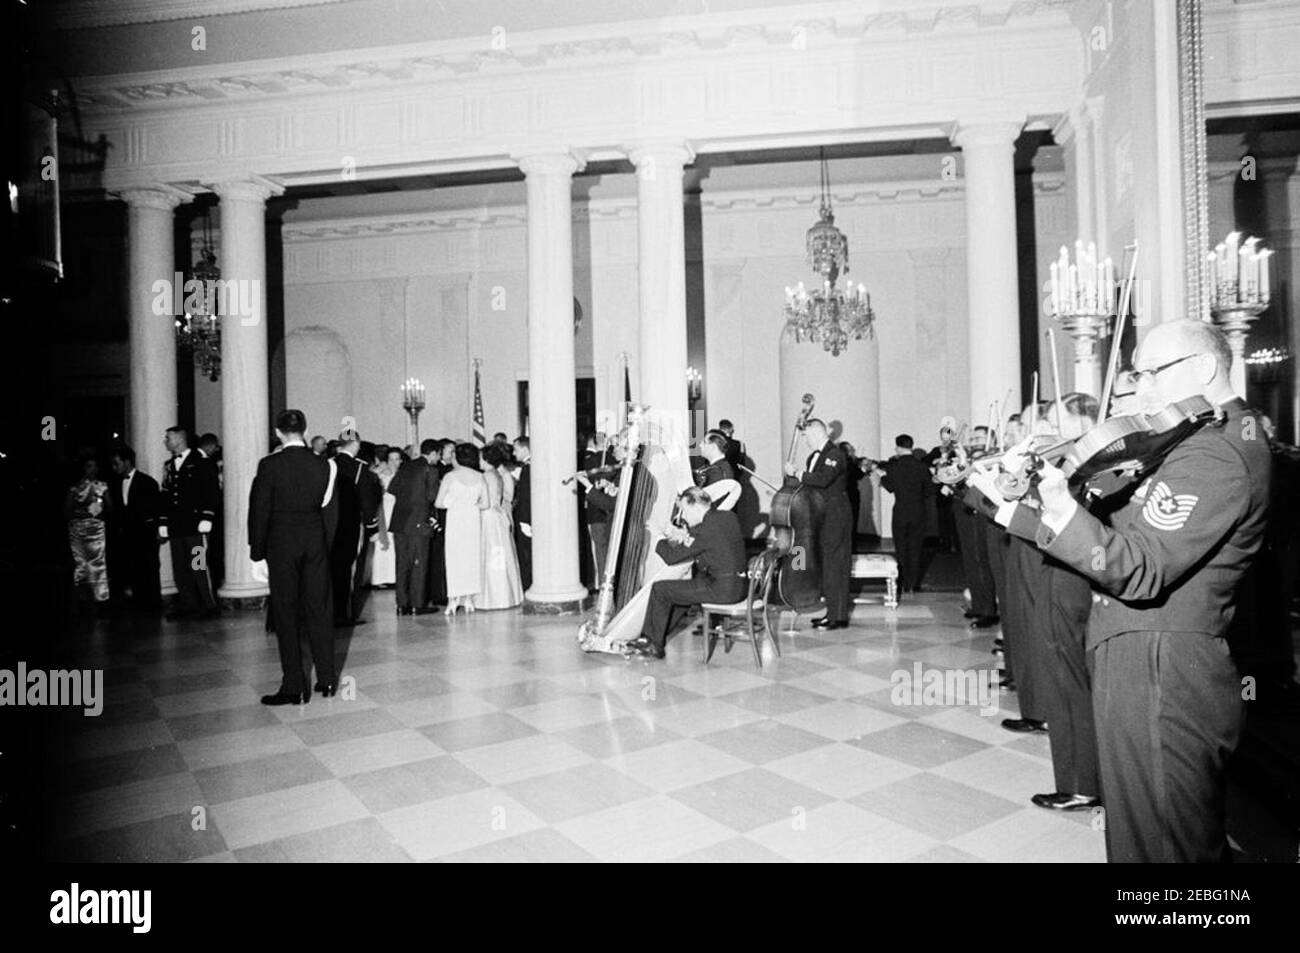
[1141,481,1198,531]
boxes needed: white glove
[158,526,169,540]
[520,522,532,539]
[197,520,213,535]
[251,559,269,584]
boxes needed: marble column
[210,176,283,601]
[122,187,189,488]
[122,185,191,595]
[953,120,1024,427]
[629,141,693,436]
[517,152,588,611]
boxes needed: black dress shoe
[810,616,832,628]
[313,681,338,698]
[992,638,1004,648]
[414,606,439,615]
[261,690,309,706]
[1031,792,1100,811]
[820,621,849,630]
[969,615,999,629]
[623,636,652,652]
[630,642,664,659]
[396,605,413,616]
[1001,717,1048,734]
[963,609,979,619]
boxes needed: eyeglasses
[1121,353,1199,388]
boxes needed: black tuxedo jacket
[333,452,382,538]
[514,462,532,525]
[248,445,334,562]
[880,454,932,521]
[387,457,440,535]
[110,470,160,536]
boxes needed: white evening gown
[436,467,486,600]
[370,467,396,586]
[478,467,522,609]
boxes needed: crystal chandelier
[783,149,875,357]
[175,208,222,382]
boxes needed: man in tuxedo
[784,418,852,630]
[330,431,381,625]
[625,487,747,659]
[249,409,337,705]
[387,438,441,615]
[108,445,161,610]
[159,426,221,620]
[512,437,533,592]
[876,434,931,593]
[424,438,454,609]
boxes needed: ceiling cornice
[51,0,355,30]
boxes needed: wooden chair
[701,548,781,667]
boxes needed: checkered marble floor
[46,590,1105,863]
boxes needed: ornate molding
[51,0,352,30]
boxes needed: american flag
[472,363,487,446]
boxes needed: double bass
[769,394,824,610]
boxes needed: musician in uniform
[625,486,746,659]
[248,410,339,705]
[973,320,1270,862]
[695,432,741,511]
[159,425,221,619]
[784,418,853,630]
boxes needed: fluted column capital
[119,184,193,211]
[207,174,284,204]
[625,140,696,171]
[951,119,1024,152]
[514,150,584,178]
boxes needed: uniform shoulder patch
[1141,481,1198,531]
[826,458,838,467]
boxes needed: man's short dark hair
[494,432,507,441]
[419,438,439,455]
[895,434,914,449]
[111,445,136,466]
[718,419,734,430]
[166,425,191,444]
[276,410,307,435]
[198,432,219,447]
[483,444,505,468]
[514,437,529,450]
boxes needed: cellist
[783,418,853,630]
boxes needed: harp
[578,405,694,654]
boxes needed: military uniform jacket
[655,509,746,584]
[160,449,220,536]
[1009,398,1271,650]
[801,442,850,505]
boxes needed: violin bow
[1046,327,1064,432]
[1099,242,1140,419]
[1029,371,1039,433]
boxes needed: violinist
[873,434,931,594]
[971,320,1271,863]
[980,394,1103,815]
[694,432,741,511]
[783,418,853,630]
[948,425,1000,628]
[577,436,622,581]
[925,421,960,553]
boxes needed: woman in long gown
[369,447,401,588]
[477,444,523,609]
[435,443,488,615]
[65,453,112,608]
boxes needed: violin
[989,396,1222,502]
[561,464,621,486]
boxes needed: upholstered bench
[851,553,899,609]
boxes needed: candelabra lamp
[1208,232,1272,398]
[1048,240,1116,399]
[401,377,426,447]
[686,366,703,439]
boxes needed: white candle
[1225,232,1240,286]
[1050,261,1059,313]
[1259,249,1271,302]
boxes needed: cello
[768,393,825,610]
